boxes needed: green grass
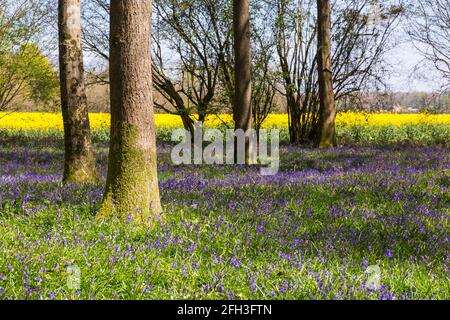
[0,126,449,300]
[0,123,448,146]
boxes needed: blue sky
[81,40,444,93]
[76,19,445,94]
[387,42,445,92]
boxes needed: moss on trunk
[59,0,97,184]
[98,124,162,224]
[99,0,162,225]
[316,0,337,149]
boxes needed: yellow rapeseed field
[0,112,449,130]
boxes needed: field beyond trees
[0,112,449,148]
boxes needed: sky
[40,1,447,94]
[82,42,444,93]
[80,34,444,94]
[387,42,445,92]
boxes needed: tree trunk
[316,0,337,148]
[180,113,195,144]
[58,0,96,183]
[233,0,254,163]
[99,0,162,222]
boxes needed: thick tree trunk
[316,0,337,148]
[99,0,162,222]
[233,0,254,163]
[58,0,96,183]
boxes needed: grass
[0,123,449,146]
[0,125,449,300]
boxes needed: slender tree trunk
[316,0,337,148]
[233,0,254,163]
[181,113,195,139]
[99,0,162,222]
[58,0,96,183]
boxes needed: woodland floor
[0,133,449,299]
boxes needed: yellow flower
[0,112,449,130]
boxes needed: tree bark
[316,0,337,148]
[58,0,96,183]
[99,0,162,222]
[233,0,254,163]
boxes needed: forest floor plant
[0,126,448,299]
